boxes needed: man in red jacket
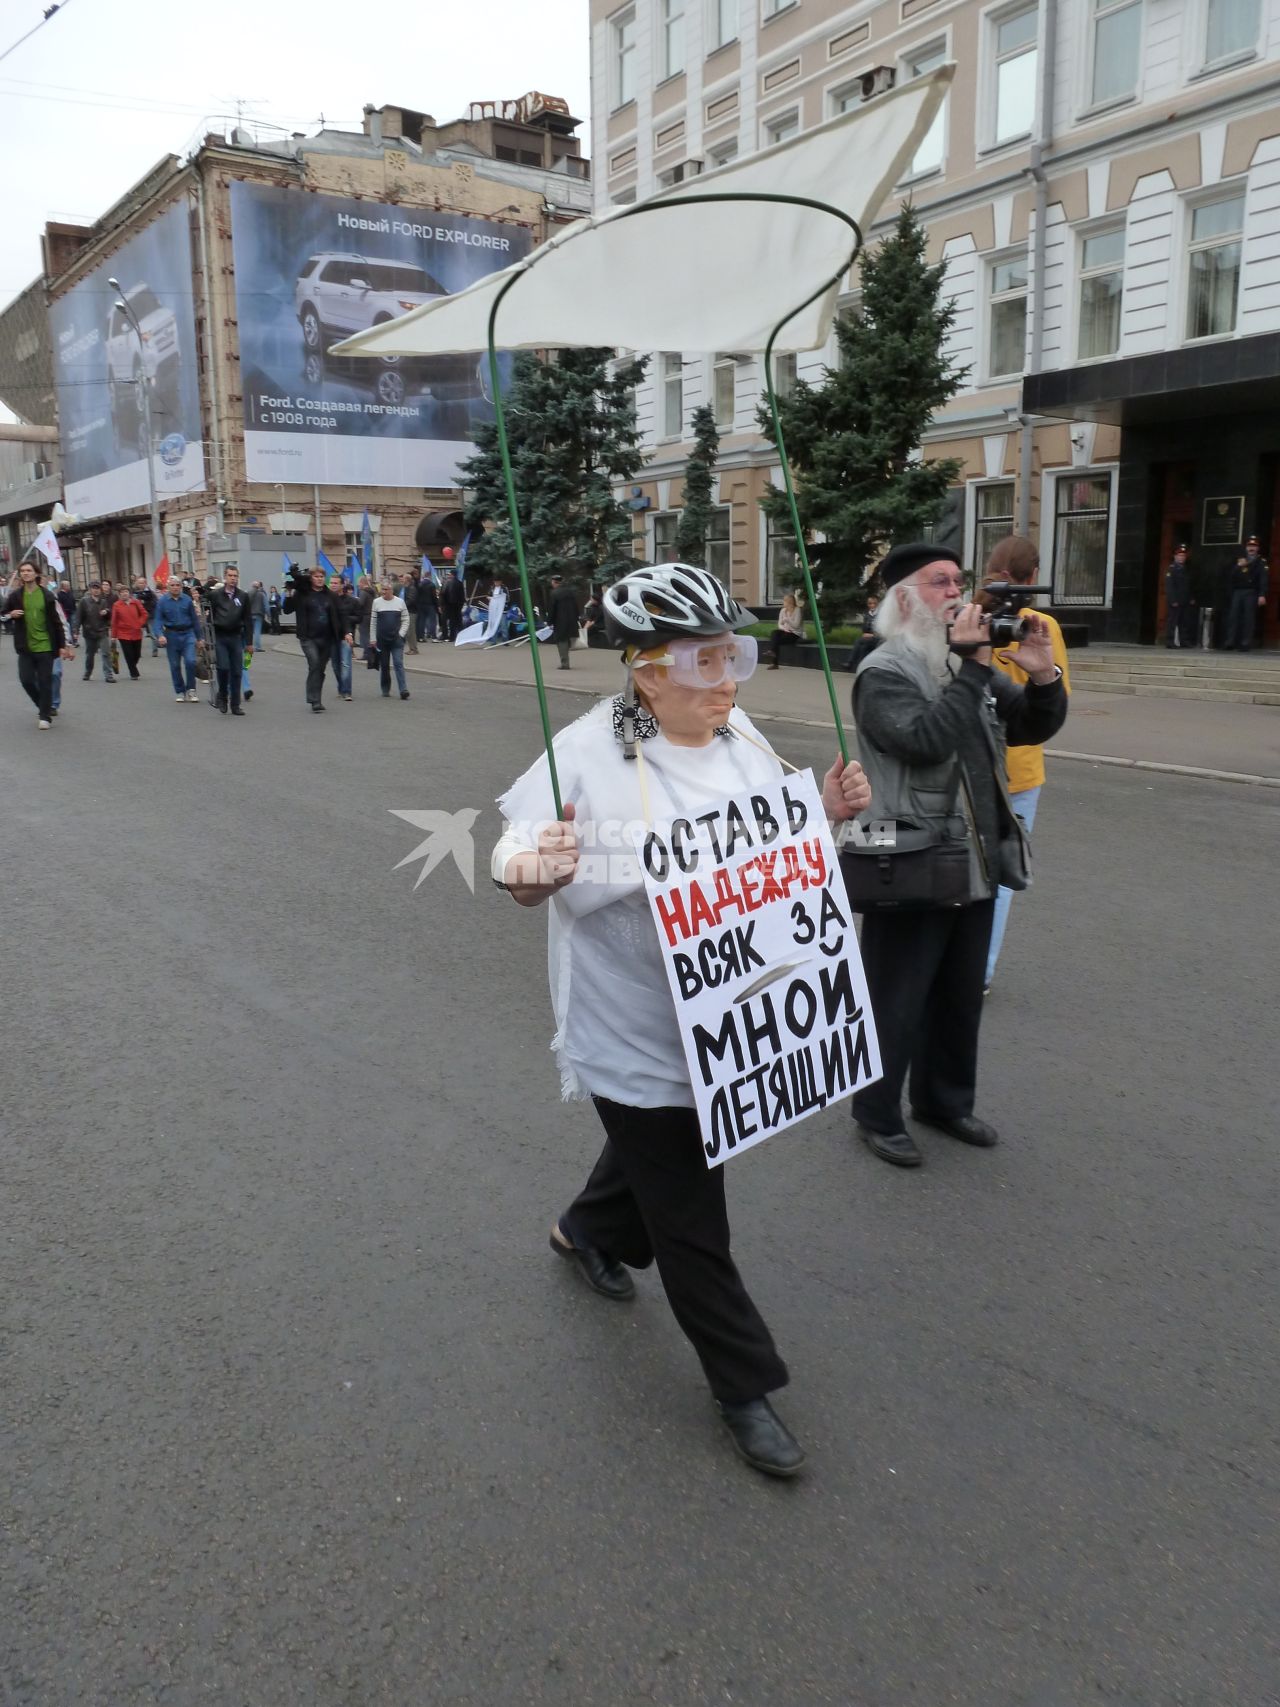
[109,581,149,680]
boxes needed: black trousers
[300,636,333,705]
[214,633,244,707]
[564,1097,787,1405]
[17,651,55,720]
[119,638,142,678]
[1225,589,1258,650]
[850,899,996,1136]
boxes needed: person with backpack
[2,560,75,727]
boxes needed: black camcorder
[978,582,1053,648]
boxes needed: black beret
[878,541,962,589]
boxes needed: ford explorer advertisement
[230,182,533,489]
[47,198,206,519]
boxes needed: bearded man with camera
[842,542,1068,1168]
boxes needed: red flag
[154,555,170,588]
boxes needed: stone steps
[1071,675,1280,704]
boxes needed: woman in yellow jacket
[982,537,1071,990]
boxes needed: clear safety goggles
[634,634,758,689]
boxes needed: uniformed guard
[1224,535,1269,651]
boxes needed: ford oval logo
[159,432,186,467]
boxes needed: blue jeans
[985,784,1042,984]
[379,638,407,695]
[330,639,353,696]
[51,656,62,712]
[164,630,197,694]
[252,614,264,651]
[417,606,437,642]
[150,616,160,655]
[214,632,244,707]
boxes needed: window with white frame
[661,352,685,438]
[612,6,637,108]
[1090,0,1142,106]
[990,4,1038,146]
[661,0,686,80]
[1077,227,1125,359]
[657,161,702,187]
[709,0,738,50]
[763,0,794,16]
[1186,191,1245,339]
[708,137,739,167]
[707,506,731,577]
[972,481,1015,570]
[765,518,799,602]
[987,255,1029,378]
[1204,0,1259,64]
[344,530,377,577]
[773,351,798,399]
[652,511,679,561]
[833,294,861,369]
[713,354,737,427]
[764,109,799,146]
[904,42,947,175]
[1051,472,1112,605]
[830,81,864,116]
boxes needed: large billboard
[229,182,533,489]
[48,199,206,519]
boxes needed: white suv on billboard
[294,252,482,405]
[106,285,182,453]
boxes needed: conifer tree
[675,404,720,566]
[459,349,647,588]
[758,203,966,610]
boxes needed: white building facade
[590,0,1280,643]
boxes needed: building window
[973,481,1015,570]
[652,511,679,561]
[707,506,732,577]
[830,81,864,116]
[987,255,1029,378]
[905,42,947,175]
[708,138,739,168]
[1186,192,1245,339]
[1051,473,1111,605]
[763,0,795,16]
[991,4,1038,145]
[1077,227,1125,359]
[764,109,799,146]
[344,532,376,577]
[773,351,797,399]
[766,519,799,602]
[658,161,702,187]
[661,352,685,438]
[709,0,738,50]
[1090,0,1142,106]
[713,354,737,427]
[612,6,637,108]
[662,0,686,80]
[1204,0,1259,63]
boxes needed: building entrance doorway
[1154,461,1197,646]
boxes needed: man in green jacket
[2,560,76,728]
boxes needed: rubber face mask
[637,634,759,689]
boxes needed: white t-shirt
[495,698,787,1109]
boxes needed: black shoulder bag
[838,761,978,912]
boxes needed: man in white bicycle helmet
[492,562,871,1478]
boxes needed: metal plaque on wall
[1201,496,1244,547]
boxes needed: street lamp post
[108,277,164,581]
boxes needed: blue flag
[362,508,374,579]
[317,549,338,579]
[281,552,294,576]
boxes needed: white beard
[899,599,952,676]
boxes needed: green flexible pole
[762,321,848,763]
[487,283,563,818]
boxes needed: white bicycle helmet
[603,563,752,648]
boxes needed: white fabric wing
[330,68,952,360]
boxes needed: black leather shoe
[858,1125,922,1167]
[911,1109,999,1147]
[717,1397,806,1478]
[216,697,227,713]
[231,707,246,716]
[550,1227,634,1301]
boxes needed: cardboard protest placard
[637,769,882,1167]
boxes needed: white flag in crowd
[30,525,66,575]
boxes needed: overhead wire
[0,0,75,68]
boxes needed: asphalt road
[3,650,1277,1707]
